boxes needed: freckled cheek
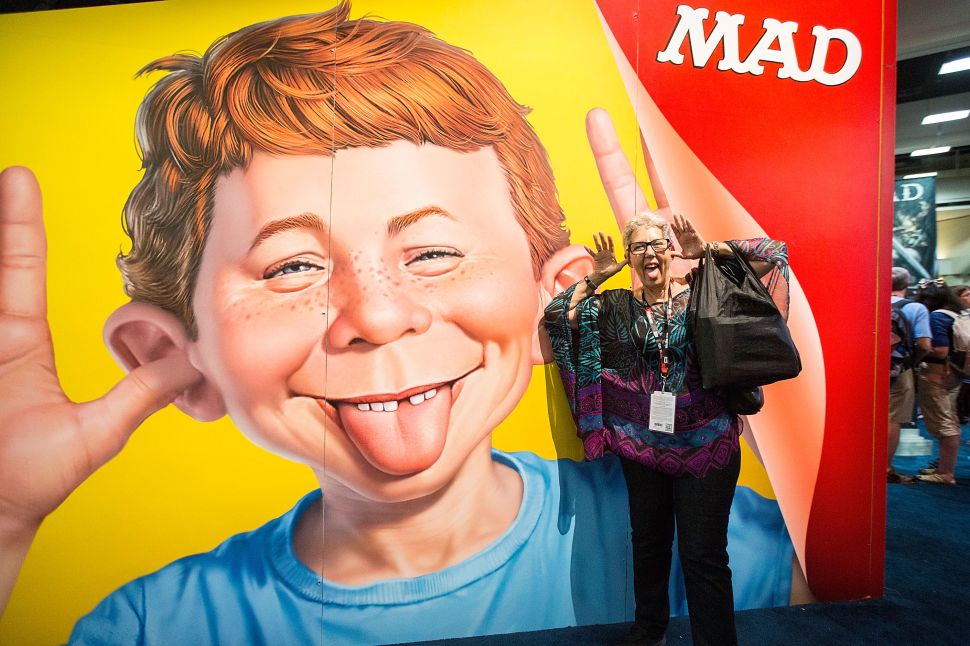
[425,267,539,343]
[210,290,329,385]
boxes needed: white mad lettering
[893,183,925,202]
[656,4,862,87]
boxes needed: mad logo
[657,4,862,87]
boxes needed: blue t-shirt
[928,310,955,350]
[69,451,792,645]
[891,296,931,359]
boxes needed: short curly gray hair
[891,267,911,292]
[622,212,672,250]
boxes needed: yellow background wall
[0,1,772,642]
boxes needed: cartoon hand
[586,108,694,282]
[586,107,676,230]
[0,167,202,612]
[584,231,628,281]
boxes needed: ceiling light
[921,110,970,125]
[939,56,970,74]
[902,172,937,179]
[910,146,951,156]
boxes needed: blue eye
[264,260,325,279]
[406,248,463,265]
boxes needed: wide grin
[306,366,482,476]
[352,388,437,412]
[326,382,447,413]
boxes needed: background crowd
[888,268,970,486]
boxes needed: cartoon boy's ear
[531,244,596,364]
[104,302,226,422]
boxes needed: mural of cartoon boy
[0,3,793,644]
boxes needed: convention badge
[649,390,676,434]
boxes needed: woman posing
[544,212,788,646]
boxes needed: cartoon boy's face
[182,142,563,501]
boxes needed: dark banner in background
[893,177,938,280]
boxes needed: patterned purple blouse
[543,238,788,477]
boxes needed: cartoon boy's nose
[326,272,432,348]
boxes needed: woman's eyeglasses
[628,239,671,255]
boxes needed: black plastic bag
[725,385,764,415]
[689,241,801,389]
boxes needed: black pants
[620,450,741,646]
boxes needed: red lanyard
[642,283,673,391]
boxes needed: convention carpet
[405,421,970,645]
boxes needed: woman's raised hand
[0,167,203,603]
[584,232,628,281]
[670,213,707,260]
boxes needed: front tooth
[384,400,398,412]
[371,401,384,412]
[425,388,437,399]
[357,403,371,411]
[409,393,426,405]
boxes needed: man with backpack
[912,280,968,485]
[952,285,970,423]
[889,267,931,483]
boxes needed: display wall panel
[0,1,894,643]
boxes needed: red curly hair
[119,1,568,336]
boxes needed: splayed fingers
[670,213,706,259]
[584,231,627,277]
[0,166,203,532]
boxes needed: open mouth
[310,367,480,476]
[328,381,447,412]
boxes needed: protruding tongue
[336,386,452,475]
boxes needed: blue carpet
[403,421,970,645]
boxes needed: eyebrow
[249,212,327,252]
[387,207,454,236]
